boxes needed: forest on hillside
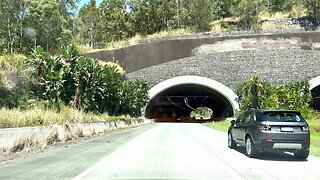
[1,0,320,54]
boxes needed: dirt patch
[192,37,301,55]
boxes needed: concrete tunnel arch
[144,76,239,122]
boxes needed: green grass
[206,120,230,132]
[207,118,320,157]
[310,133,320,156]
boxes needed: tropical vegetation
[0,45,149,128]
[29,45,148,116]
[235,75,312,111]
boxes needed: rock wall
[126,49,320,89]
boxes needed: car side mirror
[231,120,236,126]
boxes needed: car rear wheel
[228,132,236,149]
[245,136,257,158]
[294,150,309,159]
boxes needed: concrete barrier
[0,119,153,148]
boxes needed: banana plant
[60,45,78,105]
[43,56,64,111]
[29,47,49,100]
[28,45,149,115]
[237,75,312,111]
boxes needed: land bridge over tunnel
[145,76,239,122]
[86,32,320,117]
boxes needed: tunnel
[144,76,239,123]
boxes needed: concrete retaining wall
[0,119,153,148]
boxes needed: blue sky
[79,0,103,8]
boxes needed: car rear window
[261,112,305,122]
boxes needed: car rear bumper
[255,140,310,152]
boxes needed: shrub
[0,54,27,70]
[28,45,149,116]
[236,75,312,111]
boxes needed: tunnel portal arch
[145,76,239,122]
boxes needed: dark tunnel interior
[311,85,320,111]
[145,84,234,123]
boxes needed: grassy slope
[81,28,192,54]
[81,8,307,53]
[0,106,135,129]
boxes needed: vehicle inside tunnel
[311,85,320,111]
[145,84,234,123]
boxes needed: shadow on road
[233,146,308,162]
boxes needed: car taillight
[302,126,309,132]
[258,125,271,131]
[265,138,273,142]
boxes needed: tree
[267,0,297,12]
[130,0,157,35]
[27,0,72,51]
[213,0,237,20]
[0,0,30,54]
[78,0,99,48]
[98,0,131,43]
[303,0,320,25]
[235,0,264,30]
[187,0,214,31]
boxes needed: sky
[79,0,103,8]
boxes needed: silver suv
[228,110,310,159]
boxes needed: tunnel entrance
[311,85,320,111]
[146,84,234,122]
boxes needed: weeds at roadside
[74,128,85,138]
[0,107,108,129]
[85,128,96,137]
[46,129,60,146]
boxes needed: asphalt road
[1,123,320,180]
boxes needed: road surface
[1,123,320,179]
